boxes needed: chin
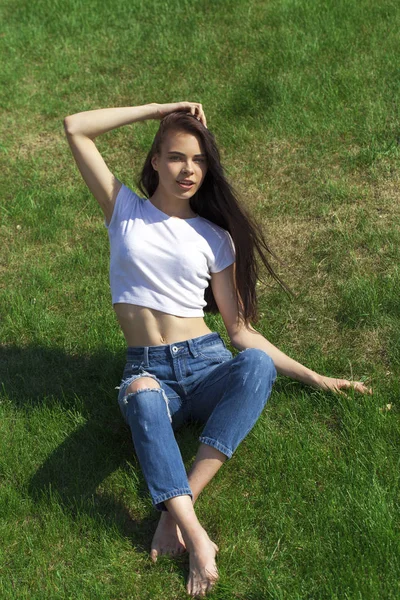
[177,187,198,198]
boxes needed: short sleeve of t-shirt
[209,229,236,273]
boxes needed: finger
[336,379,352,389]
[193,102,201,117]
[336,380,373,395]
[322,379,346,393]
[337,379,365,394]
[353,381,373,395]
[199,108,207,127]
[328,379,349,396]
[333,386,347,396]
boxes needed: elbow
[63,116,73,135]
[228,330,245,350]
[63,115,79,136]
[229,337,241,351]
[229,324,259,350]
[229,334,248,352]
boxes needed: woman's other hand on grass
[317,376,373,395]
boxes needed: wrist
[307,371,323,388]
[146,103,161,120]
[289,365,322,387]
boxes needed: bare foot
[186,529,219,597]
[150,511,186,562]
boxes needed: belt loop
[187,338,199,358]
[143,346,149,367]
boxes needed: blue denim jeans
[117,332,277,510]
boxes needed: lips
[177,180,195,189]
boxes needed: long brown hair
[139,112,290,326]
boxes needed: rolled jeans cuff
[154,488,193,512]
[199,436,233,459]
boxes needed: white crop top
[105,184,236,317]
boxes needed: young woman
[64,102,371,597]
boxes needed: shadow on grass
[0,343,316,561]
[0,344,200,560]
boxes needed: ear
[151,154,159,171]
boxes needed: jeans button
[172,346,178,353]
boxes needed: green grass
[1,0,400,598]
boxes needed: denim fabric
[117,332,277,510]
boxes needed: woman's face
[151,130,208,199]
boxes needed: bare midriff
[114,303,213,347]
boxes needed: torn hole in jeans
[121,373,172,423]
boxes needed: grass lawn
[1,0,399,598]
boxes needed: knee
[240,348,277,379]
[126,376,161,395]
[123,378,167,424]
[118,375,168,426]
[124,377,163,416]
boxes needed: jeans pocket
[198,345,232,364]
[121,360,143,380]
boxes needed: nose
[182,160,195,174]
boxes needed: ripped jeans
[117,332,277,510]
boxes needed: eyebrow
[167,151,206,158]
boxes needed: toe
[206,576,217,594]
[191,577,200,597]
[150,549,158,563]
[187,577,193,596]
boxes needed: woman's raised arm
[64,104,161,139]
[63,102,206,224]
[63,104,161,224]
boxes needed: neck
[150,186,197,219]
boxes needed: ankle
[181,525,211,552]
